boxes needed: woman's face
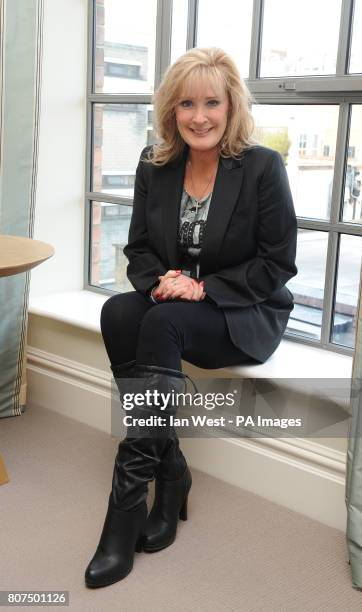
[174,76,229,153]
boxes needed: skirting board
[26,346,347,531]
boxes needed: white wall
[30,0,88,297]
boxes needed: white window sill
[29,290,109,333]
[28,290,353,382]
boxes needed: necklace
[187,159,217,212]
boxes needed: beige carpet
[0,404,360,612]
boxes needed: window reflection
[349,0,362,74]
[94,0,157,94]
[342,105,362,225]
[92,104,153,197]
[90,202,133,292]
[197,0,253,78]
[253,105,339,220]
[260,0,342,77]
[171,0,188,64]
[287,229,328,340]
[331,234,362,348]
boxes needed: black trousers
[100,291,256,371]
[101,291,257,483]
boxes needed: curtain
[346,263,362,589]
[0,0,43,417]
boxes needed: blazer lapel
[161,147,188,268]
[158,147,246,273]
[199,154,245,275]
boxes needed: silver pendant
[190,199,200,213]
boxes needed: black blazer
[124,144,298,363]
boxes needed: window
[104,61,142,79]
[86,0,362,356]
[260,0,342,77]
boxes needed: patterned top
[177,188,212,277]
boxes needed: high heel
[179,494,188,521]
[135,535,144,553]
[142,466,192,553]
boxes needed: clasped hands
[152,270,206,302]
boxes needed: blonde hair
[145,47,257,166]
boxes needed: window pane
[92,103,153,197]
[350,0,362,73]
[90,201,133,292]
[331,234,362,349]
[94,0,157,94]
[342,105,362,224]
[286,230,328,340]
[260,0,342,77]
[171,0,188,64]
[196,0,253,79]
[252,105,339,220]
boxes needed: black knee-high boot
[84,361,188,588]
[142,426,192,553]
[155,427,187,481]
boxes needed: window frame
[85,0,362,357]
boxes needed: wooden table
[0,234,54,277]
[0,234,54,484]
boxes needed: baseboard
[27,346,111,434]
[26,345,347,531]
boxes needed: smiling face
[174,71,229,154]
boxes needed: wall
[30,0,87,297]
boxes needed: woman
[85,47,297,588]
